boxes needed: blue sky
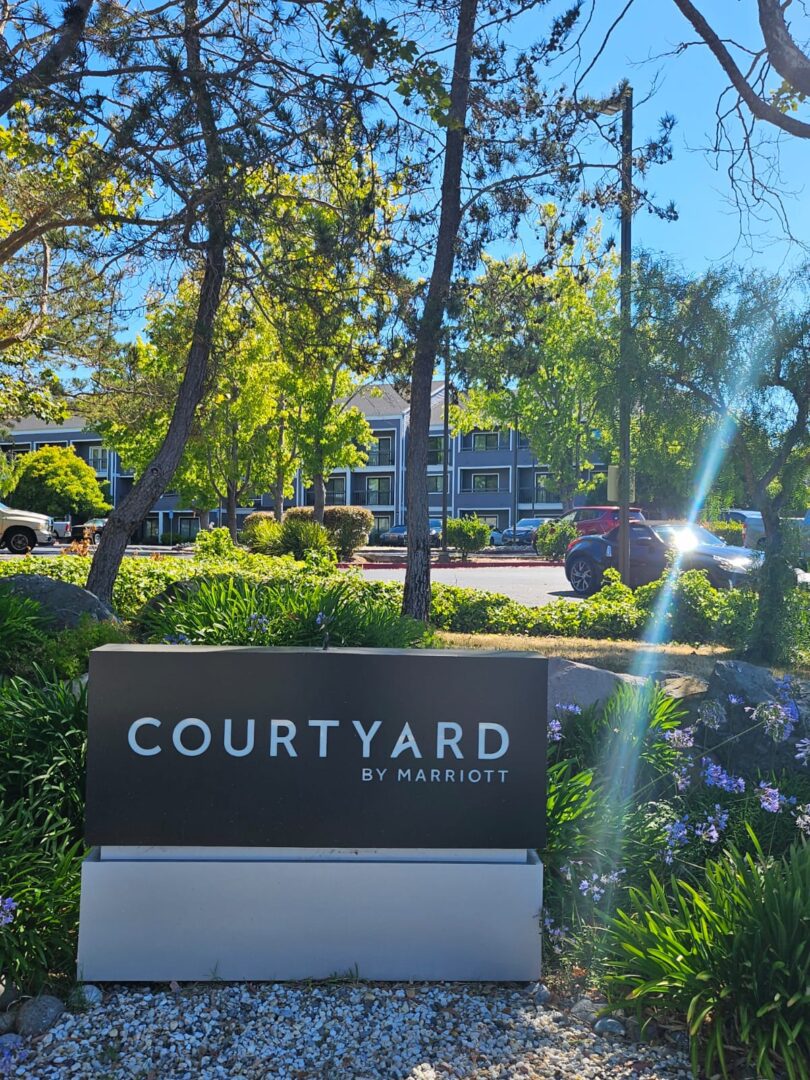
[559,0,810,275]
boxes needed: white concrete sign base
[77,848,543,982]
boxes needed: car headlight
[714,556,750,572]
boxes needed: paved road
[361,564,576,607]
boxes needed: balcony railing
[353,489,393,506]
[366,449,394,466]
[304,490,347,506]
[427,450,450,466]
[518,487,560,503]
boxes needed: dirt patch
[437,631,734,681]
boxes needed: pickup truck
[721,508,810,555]
[0,501,56,553]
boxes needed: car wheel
[568,555,601,596]
[91,532,101,545]
[4,527,36,554]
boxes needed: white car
[0,501,56,553]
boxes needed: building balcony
[364,449,395,467]
[353,490,394,506]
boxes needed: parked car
[720,507,810,555]
[564,521,759,596]
[558,505,645,536]
[70,517,108,544]
[53,519,72,541]
[379,520,443,547]
[0,501,56,553]
[501,517,553,545]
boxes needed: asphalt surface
[360,564,575,606]
[1,546,577,606]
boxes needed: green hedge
[701,519,745,546]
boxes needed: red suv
[558,506,645,536]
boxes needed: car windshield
[517,519,541,527]
[652,524,724,549]
[0,502,8,511]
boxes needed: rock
[656,673,708,701]
[15,994,65,1036]
[569,997,599,1024]
[527,982,551,1004]
[593,1017,626,1037]
[75,984,103,1008]
[548,658,646,714]
[0,1011,16,1035]
[703,660,810,776]
[0,976,18,1011]
[0,1032,24,1051]
[0,575,116,629]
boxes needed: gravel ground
[6,983,692,1080]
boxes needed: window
[473,432,499,452]
[465,512,500,530]
[358,476,392,505]
[325,475,346,505]
[518,433,531,449]
[427,435,447,466]
[88,446,109,473]
[426,473,445,493]
[576,508,601,522]
[367,435,393,467]
[472,473,499,492]
[373,513,393,534]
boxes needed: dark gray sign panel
[85,646,547,848]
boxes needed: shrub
[322,506,373,559]
[194,525,240,559]
[5,444,110,519]
[701,519,745,546]
[276,516,334,560]
[280,506,373,558]
[0,587,49,672]
[0,675,87,992]
[445,516,490,560]
[604,836,810,1080]
[240,511,277,546]
[28,617,132,681]
[140,575,429,649]
[535,519,578,559]
[245,517,284,555]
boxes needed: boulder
[0,1011,16,1036]
[548,657,646,713]
[702,659,810,776]
[0,575,116,629]
[15,994,64,1036]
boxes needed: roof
[348,384,409,418]
[7,414,92,436]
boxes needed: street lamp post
[441,359,450,555]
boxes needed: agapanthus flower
[794,738,810,766]
[547,718,563,743]
[701,758,745,793]
[663,816,690,863]
[672,765,691,792]
[698,699,726,731]
[543,914,570,953]
[753,701,795,742]
[757,781,796,814]
[555,703,582,716]
[694,805,729,844]
[0,896,17,927]
[795,804,810,836]
[664,727,694,750]
[728,694,745,706]
[163,633,191,645]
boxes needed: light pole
[441,359,451,555]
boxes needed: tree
[452,232,617,510]
[635,259,810,662]
[5,445,110,519]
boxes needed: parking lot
[360,563,576,606]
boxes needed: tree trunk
[748,498,795,664]
[312,472,326,523]
[86,0,227,605]
[226,482,238,540]
[402,0,478,622]
[198,509,210,530]
[273,474,286,522]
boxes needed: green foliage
[23,618,132,682]
[0,586,49,671]
[140,575,429,649]
[701,519,744,546]
[282,506,373,558]
[5,445,110,518]
[276,516,335,560]
[193,526,239,560]
[245,517,284,555]
[534,519,578,559]
[604,837,810,1080]
[444,516,489,560]
[0,675,87,992]
[241,511,277,544]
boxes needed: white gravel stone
[8,984,691,1079]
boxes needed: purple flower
[757,781,796,813]
[543,914,570,953]
[664,727,694,750]
[702,758,746,793]
[698,699,727,731]
[695,805,729,844]
[163,633,191,645]
[315,611,327,628]
[555,703,582,716]
[728,694,745,706]
[795,804,810,836]
[672,765,691,792]
[663,816,690,863]
[753,701,795,742]
[795,738,810,766]
[0,896,17,927]
[547,718,563,743]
